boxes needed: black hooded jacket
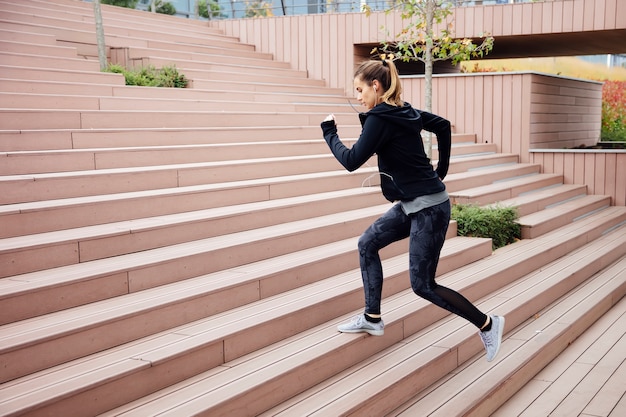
[321,102,451,202]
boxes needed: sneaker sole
[337,328,384,336]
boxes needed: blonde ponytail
[380,59,403,107]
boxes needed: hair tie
[381,59,388,67]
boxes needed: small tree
[93,0,107,71]
[367,0,494,157]
[245,0,274,17]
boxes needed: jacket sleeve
[321,116,385,172]
[419,111,452,180]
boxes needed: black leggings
[358,200,488,328]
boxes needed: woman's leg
[358,203,411,315]
[408,200,488,329]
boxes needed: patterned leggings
[358,200,488,329]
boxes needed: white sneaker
[337,314,384,336]
[479,315,505,362]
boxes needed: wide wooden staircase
[0,0,624,415]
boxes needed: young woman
[320,59,505,362]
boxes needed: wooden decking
[493,296,626,417]
[0,0,624,416]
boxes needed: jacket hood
[359,102,422,134]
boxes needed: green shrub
[197,0,223,19]
[101,0,139,8]
[451,204,521,250]
[155,0,176,15]
[105,64,188,88]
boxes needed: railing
[141,0,566,21]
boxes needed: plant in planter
[601,80,626,142]
[451,203,521,250]
[106,64,188,88]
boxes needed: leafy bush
[101,0,139,8]
[197,0,223,19]
[601,80,626,142]
[155,1,176,15]
[451,204,521,250]
[106,64,188,88]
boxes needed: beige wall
[530,150,626,206]
[401,73,602,156]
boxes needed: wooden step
[0,125,363,152]
[0,203,395,323]
[0,108,351,130]
[0,133,492,176]
[449,173,565,205]
[90,211,625,417]
[0,65,125,85]
[141,38,267,59]
[1,0,225,35]
[0,9,237,47]
[0,153,545,206]
[262,236,624,416]
[188,76,345,95]
[445,153,519,175]
[517,194,612,238]
[0,188,387,276]
[170,66,321,85]
[0,78,353,107]
[0,140,333,175]
[112,46,290,71]
[111,86,357,106]
[0,51,100,71]
[0,92,102,111]
[485,183,588,216]
[0,28,57,44]
[0,236,491,414]
[492,296,626,416]
[0,39,79,57]
[0,92,352,114]
[434,142,497,160]
[0,19,106,48]
[0,169,381,238]
[0,153,366,204]
[444,163,543,193]
[387,253,626,417]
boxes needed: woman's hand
[323,114,335,123]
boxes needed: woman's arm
[321,115,385,172]
[419,111,452,180]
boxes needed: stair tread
[391,257,626,417]
[0,237,491,408]
[0,165,379,209]
[492,296,626,417]
[93,226,626,417]
[0,188,379,252]
[485,183,588,215]
[449,173,563,198]
[0,236,481,350]
[517,194,612,226]
[2,209,624,412]
[0,202,391,295]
